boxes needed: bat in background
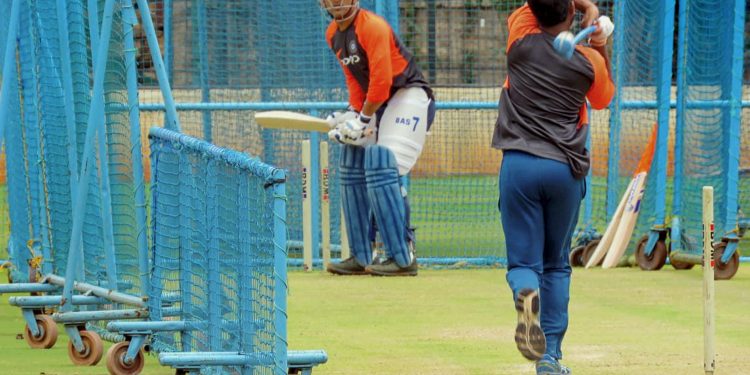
[601,123,658,269]
[584,177,635,268]
[255,110,330,132]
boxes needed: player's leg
[326,145,373,275]
[364,87,432,276]
[500,150,546,361]
[364,145,411,269]
[539,166,584,362]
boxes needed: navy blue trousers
[499,151,585,360]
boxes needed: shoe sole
[366,270,418,277]
[364,265,418,277]
[326,266,369,276]
[514,289,545,361]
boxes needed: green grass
[1,266,748,374]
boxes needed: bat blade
[601,171,648,268]
[590,123,658,269]
[255,111,330,132]
[584,178,634,268]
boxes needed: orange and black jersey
[492,5,615,178]
[326,9,432,112]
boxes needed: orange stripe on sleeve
[358,17,393,103]
[343,64,366,111]
[507,4,541,52]
[578,47,615,110]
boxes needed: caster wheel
[713,242,740,280]
[635,235,667,270]
[68,330,104,366]
[106,341,145,374]
[24,314,58,349]
[569,245,585,267]
[581,239,602,267]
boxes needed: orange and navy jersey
[492,4,615,178]
[326,9,432,111]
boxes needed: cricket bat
[584,177,635,268]
[601,124,658,269]
[255,111,330,132]
[340,208,350,259]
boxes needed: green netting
[5,0,747,269]
[606,0,674,255]
[148,128,284,373]
[129,0,667,264]
[676,0,744,249]
[1,0,143,293]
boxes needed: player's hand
[328,127,345,143]
[577,1,600,28]
[329,115,375,146]
[325,108,358,129]
[590,16,614,47]
[327,125,374,146]
[341,116,375,146]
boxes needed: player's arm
[358,20,392,118]
[591,44,612,81]
[326,23,366,112]
[589,15,614,79]
[343,68,367,112]
[580,48,615,110]
[573,0,599,27]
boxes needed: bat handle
[573,25,598,45]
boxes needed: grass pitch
[0,266,748,374]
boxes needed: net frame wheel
[713,241,740,280]
[106,341,145,375]
[569,245,585,267]
[581,239,602,267]
[24,314,58,349]
[68,330,104,366]
[635,234,667,271]
[668,245,694,270]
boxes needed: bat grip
[573,25,598,45]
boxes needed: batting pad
[340,145,373,266]
[365,145,411,267]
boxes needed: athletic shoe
[326,256,368,275]
[515,288,546,360]
[536,354,571,374]
[365,257,418,276]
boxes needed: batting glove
[325,107,359,129]
[589,16,614,47]
[330,114,375,146]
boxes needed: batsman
[320,0,435,277]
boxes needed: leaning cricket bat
[584,178,634,268]
[601,124,658,269]
[255,111,330,132]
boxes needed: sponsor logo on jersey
[341,55,361,65]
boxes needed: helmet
[320,0,359,22]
